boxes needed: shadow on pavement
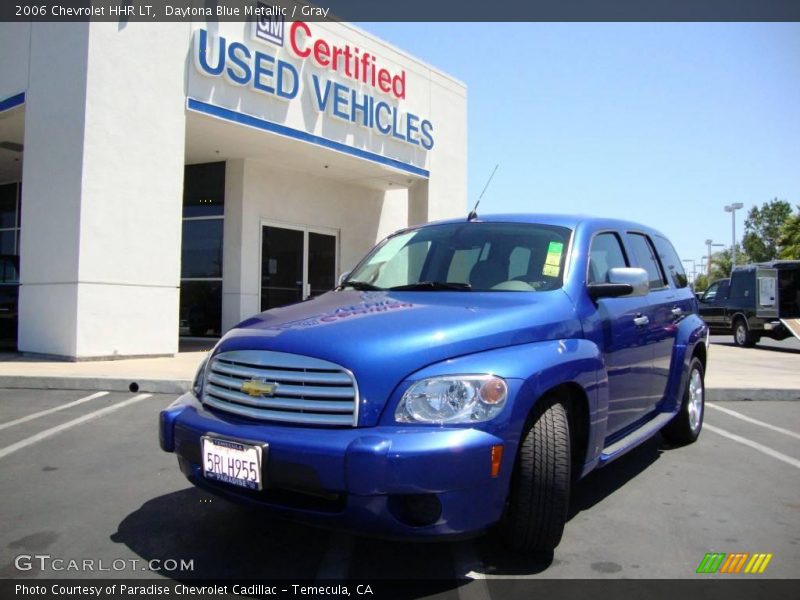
[115,437,666,582]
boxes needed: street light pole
[704,239,725,277]
[724,202,744,269]
[682,259,696,286]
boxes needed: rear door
[699,279,730,329]
[624,232,676,411]
[755,267,778,320]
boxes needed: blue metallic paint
[160,214,708,539]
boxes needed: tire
[500,399,571,554]
[732,318,755,347]
[662,357,705,445]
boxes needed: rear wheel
[733,318,755,347]
[500,399,571,554]
[662,357,705,445]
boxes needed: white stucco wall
[10,19,466,357]
[0,23,30,101]
[19,22,188,358]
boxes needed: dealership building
[0,18,466,359]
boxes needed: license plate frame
[201,435,265,491]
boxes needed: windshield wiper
[388,281,472,292]
[340,281,385,291]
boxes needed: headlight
[192,355,209,398]
[395,375,508,424]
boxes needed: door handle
[671,307,683,317]
[633,314,650,327]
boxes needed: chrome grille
[203,350,358,426]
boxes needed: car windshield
[344,222,571,292]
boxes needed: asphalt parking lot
[0,387,797,588]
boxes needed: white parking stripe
[0,394,153,460]
[452,542,492,600]
[706,402,800,440]
[705,424,800,470]
[0,391,110,432]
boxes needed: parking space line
[705,424,800,470]
[0,394,153,460]
[452,542,491,600]
[0,391,110,432]
[706,402,800,441]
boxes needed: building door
[260,224,338,311]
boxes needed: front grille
[202,350,358,426]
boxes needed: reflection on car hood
[214,290,581,425]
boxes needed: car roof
[425,213,669,239]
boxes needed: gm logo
[696,552,773,574]
[254,1,284,46]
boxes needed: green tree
[779,205,800,259]
[693,273,709,292]
[742,198,793,262]
[709,244,750,280]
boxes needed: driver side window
[588,233,628,284]
[703,283,719,303]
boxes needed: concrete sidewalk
[0,341,796,400]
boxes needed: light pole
[724,202,745,269]
[704,239,725,277]
[682,259,696,286]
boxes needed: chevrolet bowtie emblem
[241,379,278,397]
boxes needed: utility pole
[724,202,744,269]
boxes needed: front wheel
[499,399,571,554]
[662,357,705,445]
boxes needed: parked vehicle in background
[699,261,800,347]
[0,254,19,346]
[160,215,708,554]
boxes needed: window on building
[0,183,21,256]
[180,162,224,337]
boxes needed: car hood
[213,290,581,425]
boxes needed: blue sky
[361,22,800,273]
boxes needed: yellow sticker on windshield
[543,241,563,276]
[542,264,559,277]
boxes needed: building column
[19,22,188,359]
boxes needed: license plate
[201,436,263,490]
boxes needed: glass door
[261,225,304,311]
[308,231,337,298]
[260,224,338,311]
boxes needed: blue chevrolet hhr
[160,214,708,553]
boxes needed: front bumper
[159,393,510,538]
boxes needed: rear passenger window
[626,233,667,290]
[653,235,688,289]
[588,233,628,284]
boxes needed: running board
[598,413,675,465]
[780,318,800,342]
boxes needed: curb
[706,388,800,401]
[0,376,191,395]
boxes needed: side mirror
[588,267,649,300]
[337,271,351,287]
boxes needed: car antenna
[468,164,499,221]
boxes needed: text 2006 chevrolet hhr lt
[160,214,708,553]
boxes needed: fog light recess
[388,493,442,527]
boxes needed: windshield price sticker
[202,436,263,490]
[543,241,564,277]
